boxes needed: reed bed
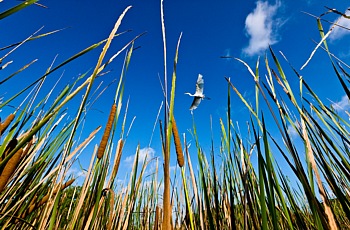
[0,1,349,229]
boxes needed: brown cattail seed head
[0,114,15,135]
[0,148,23,193]
[172,117,184,167]
[97,103,117,159]
[111,139,124,179]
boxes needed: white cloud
[328,10,350,41]
[306,0,313,5]
[124,147,156,167]
[66,167,87,178]
[331,95,350,112]
[243,0,282,56]
[287,124,299,140]
[222,48,232,58]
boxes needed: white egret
[185,74,208,110]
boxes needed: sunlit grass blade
[225,76,262,130]
[0,28,67,52]
[0,0,38,20]
[0,59,37,85]
[0,32,138,111]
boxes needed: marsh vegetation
[0,1,349,229]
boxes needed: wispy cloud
[222,48,232,57]
[124,147,156,167]
[328,9,350,41]
[243,0,282,56]
[287,124,299,140]
[331,95,350,112]
[67,167,86,177]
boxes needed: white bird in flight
[185,74,208,110]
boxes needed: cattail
[154,206,161,230]
[27,195,37,215]
[36,179,76,209]
[111,139,124,180]
[27,204,36,216]
[107,188,115,230]
[0,148,23,193]
[37,194,50,207]
[0,114,15,135]
[2,138,18,161]
[21,138,33,158]
[20,172,74,219]
[20,195,38,219]
[61,178,75,190]
[171,117,184,167]
[97,103,117,159]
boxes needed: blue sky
[1,0,350,182]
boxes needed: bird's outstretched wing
[195,74,204,95]
[189,96,202,110]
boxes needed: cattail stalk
[302,119,338,230]
[97,103,117,159]
[171,116,184,167]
